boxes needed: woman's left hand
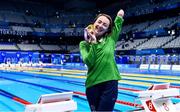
[117,9,124,18]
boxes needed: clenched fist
[117,9,124,18]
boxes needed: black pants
[86,80,118,111]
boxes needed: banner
[0,29,27,36]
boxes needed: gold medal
[87,24,95,35]
[87,24,95,30]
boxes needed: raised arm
[111,9,124,43]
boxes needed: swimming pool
[0,65,179,112]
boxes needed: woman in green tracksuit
[79,9,124,111]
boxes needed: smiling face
[93,15,111,37]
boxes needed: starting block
[134,83,180,112]
[25,92,77,112]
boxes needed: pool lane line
[8,68,179,87]
[5,72,180,92]
[1,74,138,98]
[0,71,143,98]
[0,89,32,105]
[1,71,141,91]
[22,69,180,87]
[2,71,180,99]
[2,68,179,81]
[30,68,180,81]
[0,70,159,88]
[0,76,68,92]
[0,75,143,109]
[122,74,180,82]
[26,69,180,85]
[122,77,180,86]
[1,70,85,86]
[122,73,180,80]
[122,76,180,85]
[40,69,180,82]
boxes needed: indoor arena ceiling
[11,0,130,11]
[28,0,122,8]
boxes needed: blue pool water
[0,65,179,112]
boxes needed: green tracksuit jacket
[79,16,124,88]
